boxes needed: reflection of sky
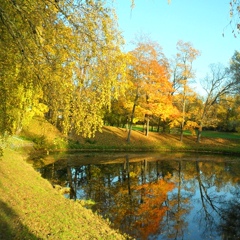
[156,181,238,240]
[188,189,222,240]
[149,174,240,240]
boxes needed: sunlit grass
[201,131,240,139]
[0,147,126,239]
[133,125,240,139]
[17,117,240,155]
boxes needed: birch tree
[171,40,200,141]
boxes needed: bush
[32,135,47,150]
[85,138,96,144]
[52,137,68,149]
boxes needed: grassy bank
[0,143,127,239]
[19,118,240,154]
[73,126,240,154]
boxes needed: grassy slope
[0,142,126,239]
[74,126,240,154]
[1,118,240,239]
[21,117,240,154]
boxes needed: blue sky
[114,0,239,91]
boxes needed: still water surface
[34,153,240,240]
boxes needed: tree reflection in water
[218,189,240,240]
[37,154,240,240]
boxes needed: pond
[33,152,240,240]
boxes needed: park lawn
[19,118,240,154]
[70,126,240,154]
[200,130,240,139]
[133,124,240,140]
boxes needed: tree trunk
[124,119,128,131]
[180,80,186,142]
[180,107,185,142]
[157,117,161,132]
[197,123,203,143]
[127,102,136,143]
[127,90,139,143]
[180,126,184,142]
[145,116,149,136]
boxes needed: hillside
[80,126,240,153]
[20,117,240,154]
[0,145,127,239]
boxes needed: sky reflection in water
[36,153,240,240]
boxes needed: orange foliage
[128,40,174,120]
[133,179,175,239]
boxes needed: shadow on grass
[0,200,39,240]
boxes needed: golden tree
[126,39,172,141]
[0,0,126,138]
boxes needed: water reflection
[35,153,240,240]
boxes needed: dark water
[34,152,240,240]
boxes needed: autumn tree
[126,38,172,142]
[43,2,127,138]
[141,55,173,136]
[0,0,51,135]
[0,0,127,138]
[215,94,240,132]
[170,40,200,141]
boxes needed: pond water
[33,152,240,240]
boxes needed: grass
[67,126,240,155]
[1,117,240,239]
[201,131,240,139]
[0,143,127,239]
[133,125,240,139]
[19,118,240,154]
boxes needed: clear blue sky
[114,0,239,90]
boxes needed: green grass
[201,131,240,139]
[133,125,240,140]
[0,138,127,240]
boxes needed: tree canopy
[0,0,126,137]
[1,0,240,141]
